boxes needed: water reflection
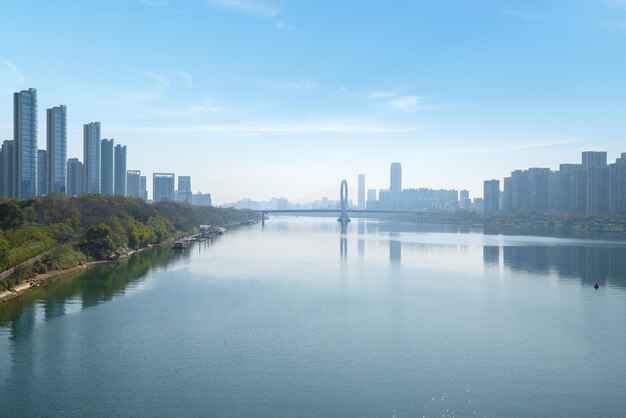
[340,221,348,260]
[0,246,178,330]
[483,246,500,267]
[499,244,626,288]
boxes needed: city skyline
[2,1,626,202]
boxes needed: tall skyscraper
[153,173,175,202]
[177,175,192,203]
[14,88,38,198]
[37,149,47,196]
[609,153,626,213]
[66,158,84,197]
[140,175,147,201]
[46,105,67,194]
[114,144,127,196]
[1,140,15,198]
[126,170,141,198]
[483,179,500,212]
[101,138,115,196]
[357,174,365,209]
[390,162,402,192]
[83,122,101,194]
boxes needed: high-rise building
[66,158,84,197]
[101,138,115,196]
[83,122,101,194]
[1,140,15,198]
[114,144,127,196]
[609,153,626,213]
[192,192,212,206]
[37,149,47,196]
[14,88,38,198]
[582,151,607,169]
[46,105,67,194]
[390,162,402,192]
[140,175,147,201]
[153,173,175,202]
[483,179,500,212]
[367,188,377,203]
[177,175,192,203]
[357,174,365,209]
[126,170,141,198]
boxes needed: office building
[357,174,365,209]
[66,158,84,197]
[1,140,15,198]
[192,192,212,206]
[177,175,192,203]
[37,149,47,196]
[83,122,101,194]
[366,188,377,204]
[101,138,114,195]
[14,88,38,198]
[114,144,127,196]
[140,175,147,201]
[126,170,141,198]
[390,162,402,192]
[153,173,175,202]
[483,179,500,212]
[46,105,67,194]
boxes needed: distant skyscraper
[177,176,192,203]
[483,179,500,212]
[357,174,365,209]
[390,162,402,192]
[114,144,127,196]
[37,149,47,196]
[14,88,38,198]
[582,151,607,169]
[46,105,67,194]
[192,192,212,206]
[126,170,141,198]
[66,158,84,197]
[140,175,147,201]
[1,140,15,198]
[83,122,101,194]
[153,173,175,202]
[101,138,114,196]
[367,188,377,203]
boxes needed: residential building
[357,174,365,209]
[101,138,114,195]
[14,88,38,198]
[390,162,402,192]
[483,179,500,212]
[37,149,47,195]
[126,170,141,198]
[153,173,175,202]
[177,175,192,203]
[114,144,127,196]
[66,158,84,197]
[83,122,101,194]
[46,105,67,194]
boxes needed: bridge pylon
[337,179,351,223]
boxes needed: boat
[172,240,188,250]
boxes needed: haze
[1,0,626,203]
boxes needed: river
[1,218,626,417]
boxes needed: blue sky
[1,0,626,203]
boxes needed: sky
[1,0,626,203]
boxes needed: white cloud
[204,0,280,17]
[384,95,422,113]
[0,59,25,83]
[276,21,294,30]
[368,90,397,99]
[110,120,406,137]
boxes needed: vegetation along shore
[0,194,249,301]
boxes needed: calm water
[2,218,626,417]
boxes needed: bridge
[254,180,430,224]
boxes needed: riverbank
[0,244,157,303]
